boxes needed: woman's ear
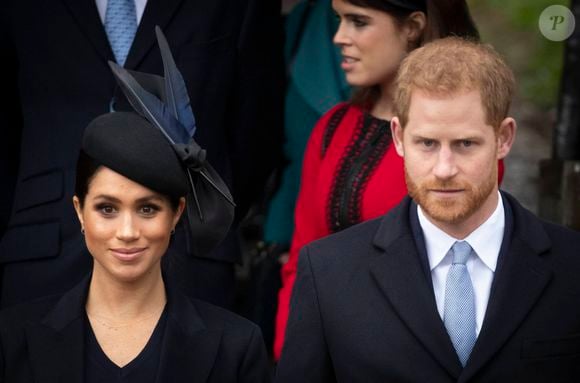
[405,11,427,47]
[72,196,84,231]
[172,197,186,228]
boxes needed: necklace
[87,304,165,331]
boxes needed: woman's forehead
[87,167,167,201]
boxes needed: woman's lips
[110,247,147,262]
[341,56,359,71]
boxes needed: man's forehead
[408,88,481,104]
[404,89,493,135]
[407,89,485,120]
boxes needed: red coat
[274,103,504,359]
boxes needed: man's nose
[432,146,458,180]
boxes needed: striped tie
[104,0,137,66]
[444,241,477,366]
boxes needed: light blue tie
[444,241,477,367]
[104,0,137,66]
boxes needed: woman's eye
[96,204,116,216]
[140,205,159,216]
[352,18,367,27]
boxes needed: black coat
[0,0,284,306]
[0,276,271,383]
[275,193,580,382]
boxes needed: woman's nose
[333,21,350,47]
[116,213,139,241]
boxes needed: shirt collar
[418,191,505,272]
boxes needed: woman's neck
[370,81,396,121]
[86,267,166,322]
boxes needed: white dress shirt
[418,191,505,335]
[95,0,148,24]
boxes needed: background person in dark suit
[0,0,284,308]
[275,37,580,382]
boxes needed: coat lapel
[460,193,552,382]
[25,277,89,383]
[61,0,114,62]
[124,0,185,69]
[369,197,462,379]
[155,282,222,383]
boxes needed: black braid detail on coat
[321,104,349,157]
[326,113,391,233]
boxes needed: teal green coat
[264,0,350,243]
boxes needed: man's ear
[391,117,405,157]
[496,117,517,159]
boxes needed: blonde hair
[393,37,515,129]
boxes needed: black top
[84,307,168,383]
[0,275,270,383]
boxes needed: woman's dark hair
[348,0,480,108]
[75,149,181,211]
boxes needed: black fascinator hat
[387,0,426,12]
[83,112,189,200]
[82,27,235,257]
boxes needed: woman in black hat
[0,29,269,383]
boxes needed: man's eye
[461,140,473,147]
[422,139,435,147]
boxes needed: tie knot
[451,241,472,265]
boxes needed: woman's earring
[81,228,85,235]
[171,228,175,235]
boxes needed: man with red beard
[276,37,580,383]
